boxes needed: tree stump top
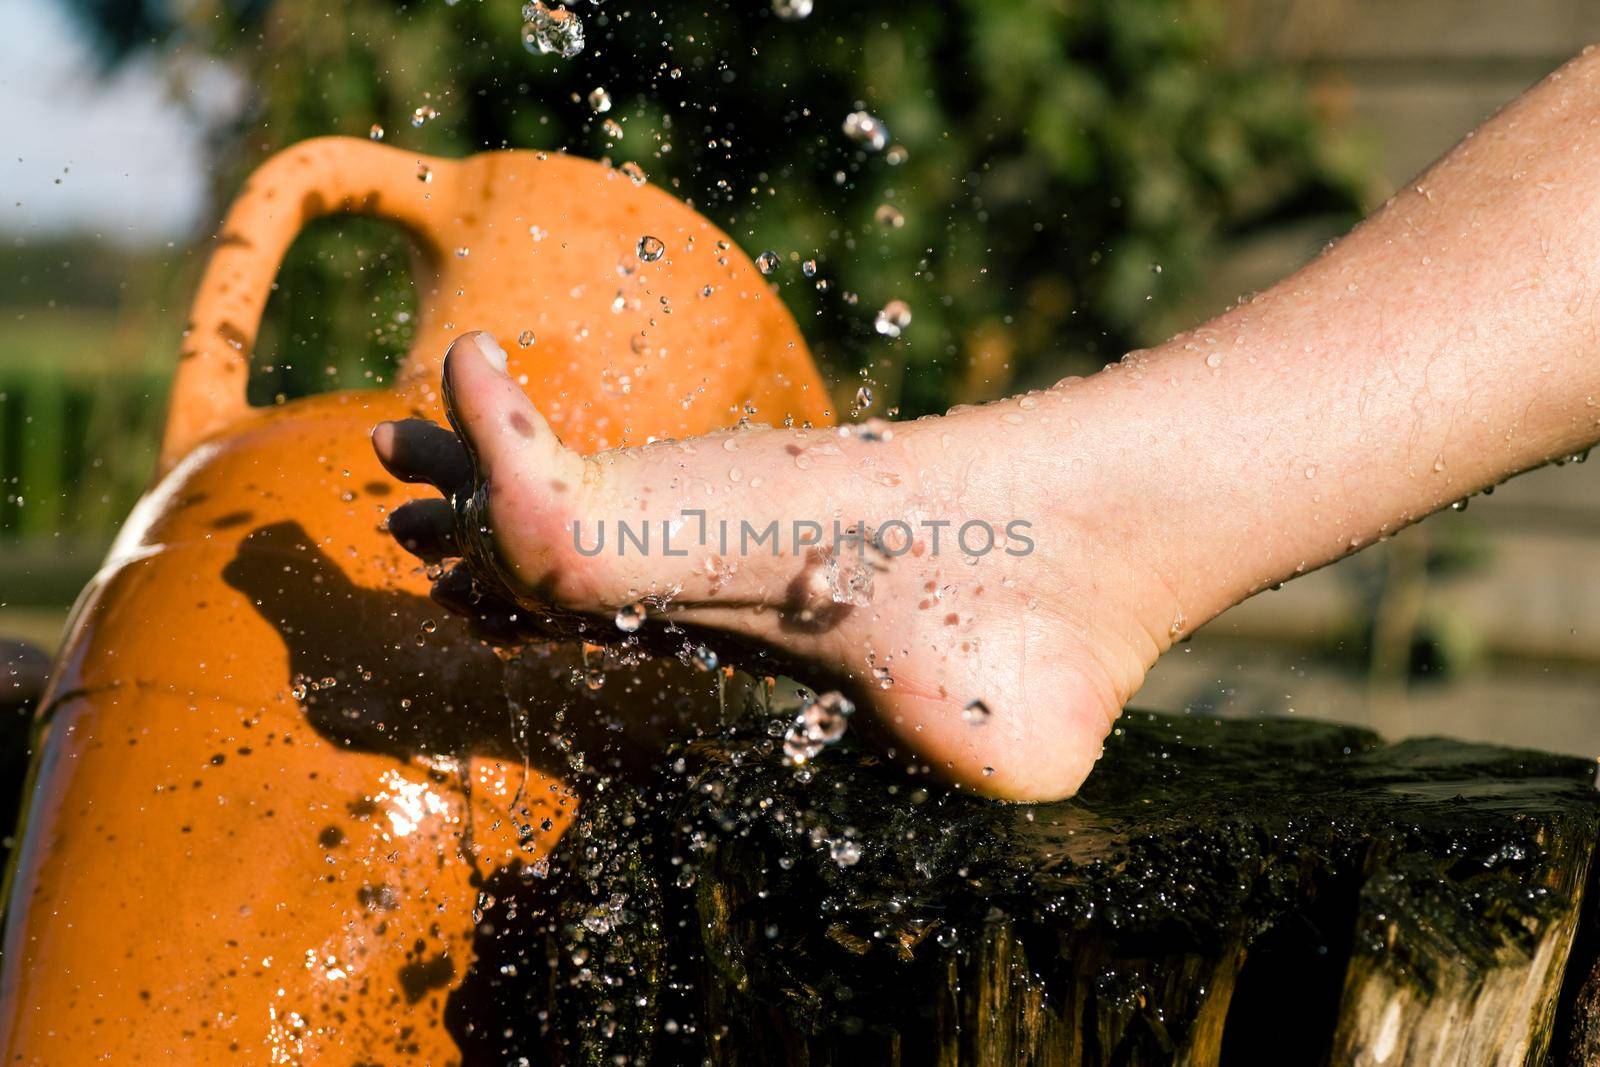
[529,711,1600,1065]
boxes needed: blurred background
[3,0,1599,758]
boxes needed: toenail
[463,330,508,372]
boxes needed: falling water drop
[874,203,905,228]
[782,691,854,764]
[755,250,780,275]
[874,299,912,338]
[587,86,612,113]
[842,110,889,152]
[614,601,647,633]
[772,0,814,19]
[411,105,439,127]
[522,1,586,58]
[369,123,385,141]
[637,235,666,262]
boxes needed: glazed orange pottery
[0,136,831,1063]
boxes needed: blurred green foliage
[71,0,1369,415]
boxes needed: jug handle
[159,136,456,473]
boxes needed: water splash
[522,1,585,58]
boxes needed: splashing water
[842,110,889,152]
[615,601,647,633]
[827,549,876,606]
[783,691,854,765]
[637,235,666,262]
[522,1,585,58]
[874,299,912,338]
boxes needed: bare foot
[375,331,1207,800]
[375,51,1600,800]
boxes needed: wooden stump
[523,710,1600,1066]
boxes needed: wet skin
[382,44,1600,801]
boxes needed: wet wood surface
[537,709,1600,1066]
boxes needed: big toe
[442,331,563,480]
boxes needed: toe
[388,499,458,560]
[372,419,473,492]
[441,331,563,481]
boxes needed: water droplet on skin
[874,203,905,228]
[455,246,469,258]
[1434,458,1446,473]
[962,699,991,724]
[587,86,612,113]
[369,124,385,141]
[416,163,433,183]
[755,250,780,275]
[1205,352,1223,369]
[1304,465,1318,479]
[842,110,889,152]
[853,418,892,442]
[771,0,813,19]
[1169,611,1186,638]
[522,1,585,57]
[614,601,647,633]
[793,450,814,470]
[517,330,535,347]
[637,235,666,262]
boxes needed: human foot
[374,331,1231,801]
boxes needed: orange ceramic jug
[0,136,831,1063]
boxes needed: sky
[0,0,234,246]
